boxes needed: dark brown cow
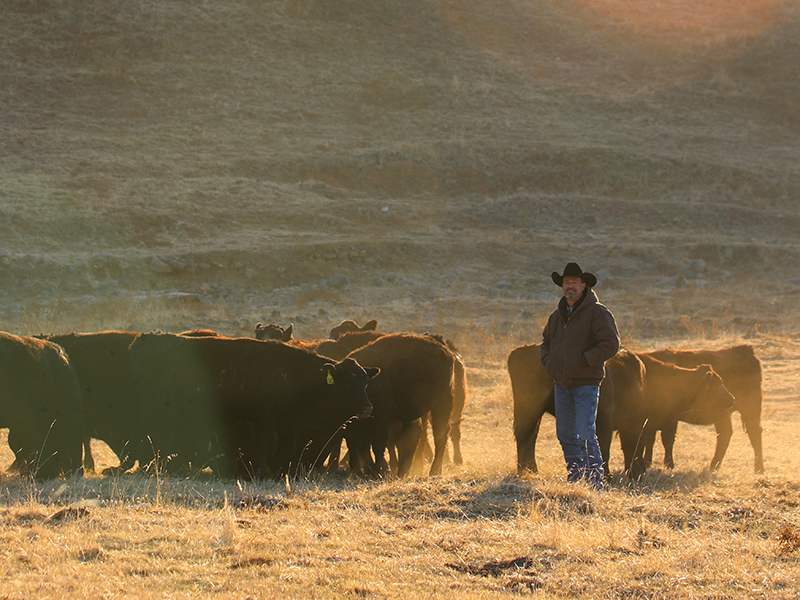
[44,331,141,474]
[291,330,388,473]
[1,332,84,478]
[345,333,455,477]
[329,319,379,340]
[316,331,466,475]
[411,334,468,472]
[508,344,648,479]
[640,346,764,472]
[637,353,740,471]
[254,322,294,342]
[316,330,385,362]
[127,333,378,478]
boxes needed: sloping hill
[1,0,799,337]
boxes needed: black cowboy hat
[551,262,597,287]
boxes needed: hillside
[1,0,800,340]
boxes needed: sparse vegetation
[1,0,799,597]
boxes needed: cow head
[701,365,736,411]
[322,358,379,418]
[255,322,293,342]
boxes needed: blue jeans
[554,385,604,490]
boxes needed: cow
[509,344,648,480]
[411,334,468,472]
[636,353,738,472]
[329,319,379,340]
[344,333,455,477]
[1,332,84,478]
[316,330,385,362]
[44,331,144,474]
[313,331,466,475]
[640,345,764,472]
[127,333,378,478]
[254,322,294,342]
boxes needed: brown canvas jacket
[540,288,620,387]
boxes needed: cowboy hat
[551,262,597,287]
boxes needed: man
[540,262,620,490]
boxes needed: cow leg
[741,412,765,473]
[618,427,647,480]
[640,423,658,468]
[386,422,401,474]
[312,432,343,473]
[411,421,428,476]
[369,424,391,477]
[450,417,463,465]
[396,420,423,478]
[419,412,434,464]
[660,421,678,469]
[515,416,543,474]
[428,405,451,477]
[82,435,95,473]
[710,415,734,471]
[344,427,366,477]
[326,434,343,472]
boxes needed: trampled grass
[1,327,798,598]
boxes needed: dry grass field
[1,0,800,597]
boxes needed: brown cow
[319,331,467,475]
[254,322,294,342]
[44,331,142,474]
[316,330,385,362]
[345,333,455,477]
[1,332,84,478]
[411,334,468,472]
[329,319,379,340]
[509,344,648,479]
[640,345,763,472]
[636,354,736,471]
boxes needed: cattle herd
[0,320,764,481]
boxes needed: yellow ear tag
[327,371,335,385]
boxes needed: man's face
[562,276,586,306]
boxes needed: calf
[641,346,763,472]
[1,332,84,478]
[636,354,736,471]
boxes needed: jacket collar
[558,288,596,323]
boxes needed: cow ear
[365,366,380,380]
[283,323,294,341]
[363,319,378,332]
